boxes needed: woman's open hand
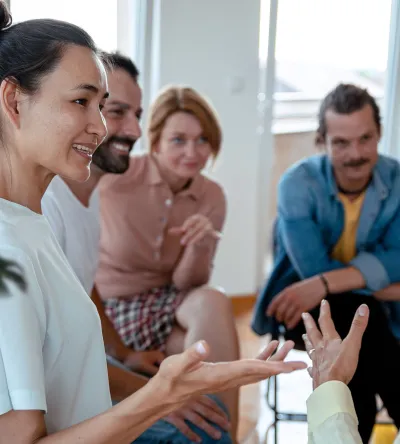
[154,340,307,406]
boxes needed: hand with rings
[301,300,369,390]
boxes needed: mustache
[107,136,137,150]
[343,159,369,168]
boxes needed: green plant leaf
[0,258,26,294]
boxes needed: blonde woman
[97,86,240,439]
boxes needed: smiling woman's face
[11,44,108,183]
[153,111,212,182]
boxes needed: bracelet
[319,274,330,296]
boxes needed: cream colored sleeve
[307,381,362,444]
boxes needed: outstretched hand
[155,339,306,406]
[302,300,369,389]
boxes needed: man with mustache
[252,83,400,443]
[42,52,231,444]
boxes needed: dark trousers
[285,293,400,444]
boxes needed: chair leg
[265,374,279,444]
[264,338,310,443]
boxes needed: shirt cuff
[350,251,390,291]
[307,381,357,434]
[9,389,47,412]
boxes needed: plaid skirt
[103,285,185,352]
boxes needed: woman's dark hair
[316,83,381,145]
[0,0,97,294]
[0,1,98,95]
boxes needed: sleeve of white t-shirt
[0,249,47,415]
[41,193,66,251]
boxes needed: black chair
[261,220,309,443]
[263,325,308,444]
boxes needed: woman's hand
[152,340,307,406]
[169,214,221,247]
[162,340,297,442]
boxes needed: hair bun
[0,1,12,31]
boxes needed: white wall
[11,0,118,52]
[147,0,261,295]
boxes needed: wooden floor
[235,304,265,443]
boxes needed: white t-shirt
[0,198,111,433]
[42,176,100,294]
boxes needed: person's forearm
[37,377,179,444]
[374,283,400,301]
[107,363,148,401]
[322,267,365,294]
[172,244,214,290]
[91,285,131,361]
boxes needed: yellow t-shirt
[331,192,366,263]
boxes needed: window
[259,0,392,129]
[10,0,118,52]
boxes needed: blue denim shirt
[252,154,400,339]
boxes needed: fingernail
[358,304,367,316]
[321,299,326,307]
[301,313,308,320]
[302,334,307,341]
[196,341,207,355]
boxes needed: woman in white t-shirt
[0,3,306,443]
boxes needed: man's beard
[92,136,136,174]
